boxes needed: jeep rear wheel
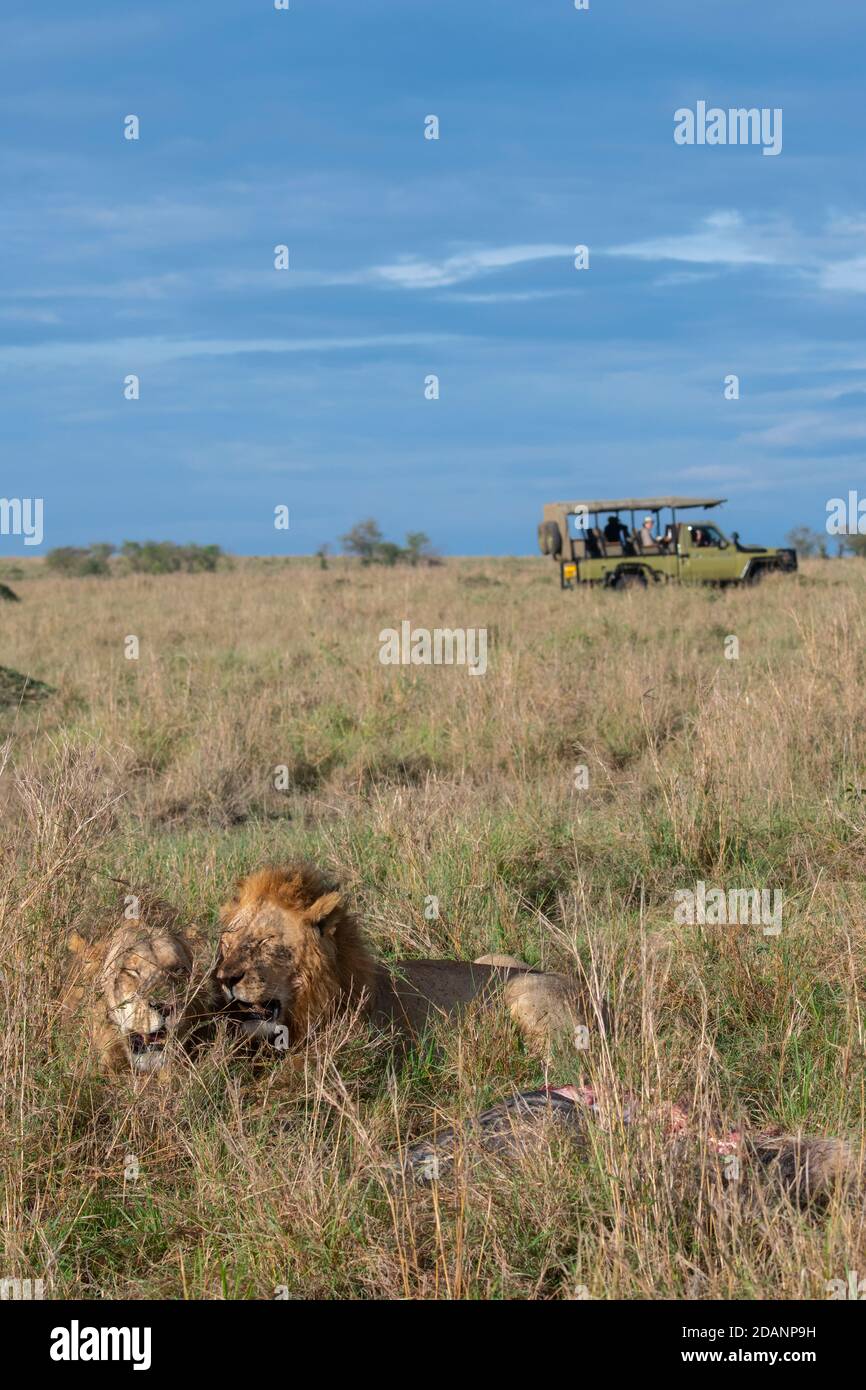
[613,570,648,590]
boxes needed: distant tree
[339,518,384,564]
[376,541,404,567]
[339,519,440,566]
[845,534,866,558]
[316,544,330,570]
[404,531,436,567]
[785,526,828,558]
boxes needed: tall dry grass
[0,555,864,1298]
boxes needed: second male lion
[216,865,607,1057]
[62,894,219,1075]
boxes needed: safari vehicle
[538,496,797,590]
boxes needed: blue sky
[2,0,865,555]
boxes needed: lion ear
[218,899,239,926]
[305,891,341,933]
[184,922,205,952]
[67,930,89,956]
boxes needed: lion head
[66,898,216,1074]
[216,866,377,1046]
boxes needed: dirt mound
[0,666,53,707]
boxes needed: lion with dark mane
[216,864,607,1056]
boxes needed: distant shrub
[44,541,225,577]
[119,542,224,574]
[45,544,115,577]
[339,518,439,566]
[785,526,827,558]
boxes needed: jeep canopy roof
[544,497,726,515]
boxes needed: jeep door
[679,523,732,582]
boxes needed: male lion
[62,895,218,1075]
[216,865,607,1056]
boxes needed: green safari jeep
[538,496,797,590]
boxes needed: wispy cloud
[738,414,866,449]
[0,306,61,324]
[441,289,579,304]
[0,332,465,370]
[675,464,754,481]
[651,269,722,289]
[5,274,189,303]
[608,211,790,267]
[609,209,866,298]
[215,245,573,296]
[0,14,165,59]
[819,256,866,293]
[368,244,571,290]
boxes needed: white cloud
[0,307,61,324]
[0,14,164,58]
[610,209,866,297]
[608,211,789,267]
[368,244,570,289]
[0,333,464,370]
[675,464,753,481]
[819,256,866,293]
[442,289,579,304]
[6,274,188,303]
[651,269,722,289]
[215,244,572,295]
[738,414,866,449]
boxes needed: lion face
[216,867,374,1046]
[100,927,196,1073]
[217,897,339,1042]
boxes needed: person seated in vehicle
[637,515,658,551]
[658,524,675,551]
[586,528,602,558]
[604,514,629,547]
[692,527,711,547]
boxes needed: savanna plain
[1,554,864,1300]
